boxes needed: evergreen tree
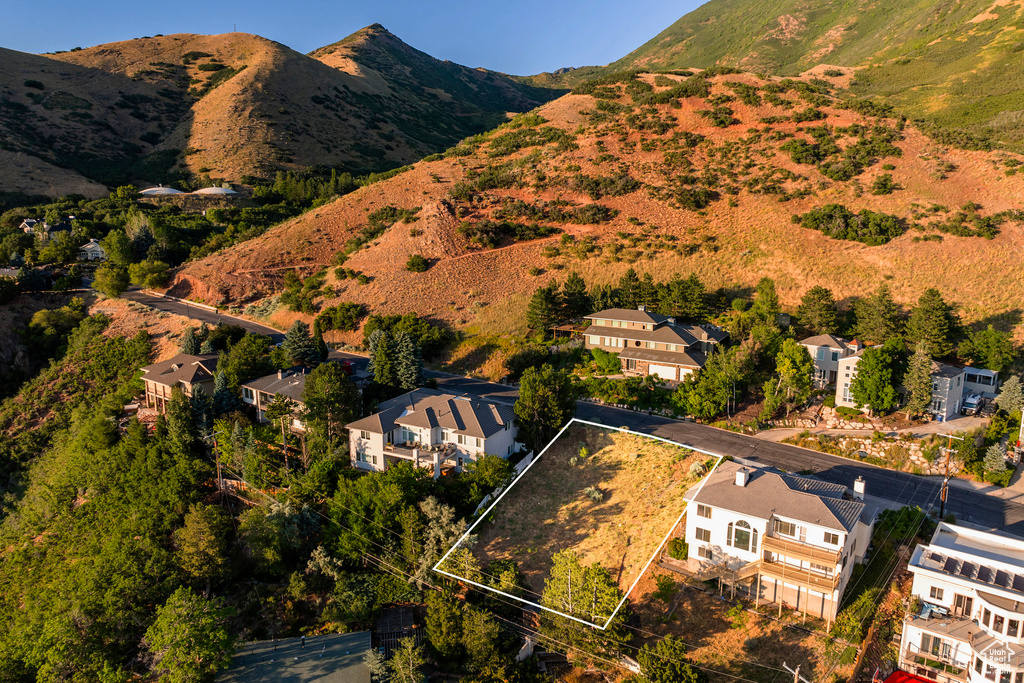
[849,346,900,415]
[959,325,1015,373]
[854,284,902,343]
[461,608,500,668]
[393,331,422,391]
[387,637,426,683]
[302,362,359,441]
[366,329,384,377]
[166,388,197,458]
[212,371,240,415]
[514,364,577,448]
[173,504,231,596]
[145,588,236,683]
[796,285,839,335]
[996,375,1024,416]
[985,443,1008,473]
[589,283,617,311]
[179,327,200,355]
[283,320,320,367]
[903,343,934,418]
[313,321,329,361]
[370,331,398,388]
[526,280,561,332]
[907,288,959,357]
[617,268,641,309]
[425,590,464,662]
[661,274,708,322]
[760,339,815,420]
[561,271,591,319]
[637,635,708,683]
[750,277,781,325]
[199,339,215,355]
[190,385,214,442]
[639,272,658,308]
[264,394,297,471]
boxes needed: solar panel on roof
[1013,575,1024,593]
[960,562,976,578]
[930,552,944,563]
[977,566,992,583]
[943,557,959,574]
[995,571,1009,588]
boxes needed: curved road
[122,289,1024,535]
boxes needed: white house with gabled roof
[899,522,1024,683]
[683,461,876,621]
[799,334,856,387]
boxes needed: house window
[816,347,827,361]
[831,351,840,362]
[954,594,973,616]
[976,658,983,675]
[475,438,482,448]
[824,532,840,545]
[697,546,712,560]
[1015,673,1023,683]
[842,383,852,401]
[359,430,370,440]
[774,519,797,538]
[1008,620,1019,637]
[810,563,834,577]
[695,528,711,542]
[727,520,758,553]
[993,614,1005,633]
[589,336,600,345]
[242,387,254,401]
[696,504,711,519]
[986,665,996,681]
[457,434,466,445]
[983,608,992,627]
[929,586,944,601]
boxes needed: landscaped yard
[453,421,711,610]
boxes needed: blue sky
[1,0,702,75]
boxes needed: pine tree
[167,388,197,458]
[796,285,839,336]
[366,329,383,377]
[675,274,709,322]
[617,268,641,309]
[985,443,1007,473]
[199,339,215,355]
[180,327,200,355]
[371,331,398,388]
[312,321,329,361]
[639,272,658,308]
[190,386,214,441]
[589,284,617,311]
[995,375,1024,415]
[393,331,422,391]
[283,320,320,367]
[907,288,958,357]
[751,277,781,325]
[526,280,561,332]
[212,371,239,415]
[903,343,933,418]
[561,271,591,319]
[854,284,902,343]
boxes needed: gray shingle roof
[241,369,309,403]
[590,323,699,347]
[679,324,730,343]
[346,390,514,439]
[141,354,218,387]
[585,307,671,325]
[800,334,849,350]
[618,346,706,368]
[687,461,867,532]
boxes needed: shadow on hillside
[969,308,1022,332]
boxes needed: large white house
[799,334,857,387]
[898,522,1024,683]
[683,461,876,621]
[346,389,518,476]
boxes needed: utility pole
[937,433,964,520]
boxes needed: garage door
[649,364,678,380]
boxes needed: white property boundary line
[432,417,725,630]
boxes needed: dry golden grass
[468,423,700,599]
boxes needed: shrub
[591,347,621,374]
[835,406,863,418]
[824,395,836,408]
[24,79,44,90]
[583,486,603,501]
[870,173,900,195]
[666,538,688,561]
[795,204,905,245]
[405,254,429,272]
[315,302,367,332]
[197,62,226,72]
[653,574,677,603]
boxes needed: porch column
[433,451,441,480]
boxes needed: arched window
[733,520,754,552]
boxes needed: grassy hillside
[170,69,1024,376]
[0,29,560,195]
[560,0,1024,151]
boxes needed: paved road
[120,289,287,342]
[121,291,1024,534]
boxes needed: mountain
[170,70,1024,370]
[0,28,561,196]
[548,0,1024,151]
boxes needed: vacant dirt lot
[466,423,705,603]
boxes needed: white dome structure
[139,185,186,196]
[191,186,239,195]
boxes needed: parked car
[961,394,984,416]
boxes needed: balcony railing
[759,559,841,592]
[763,534,842,565]
[902,643,968,683]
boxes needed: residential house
[141,353,218,413]
[898,522,1024,683]
[78,239,106,261]
[583,306,728,381]
[20,218,72,243]
[346,388,518,475]
[799,335,856,387]
[684,461,876,621]
[836,350,967,421]
[964,367,1000,399]
[240,368,310,432]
